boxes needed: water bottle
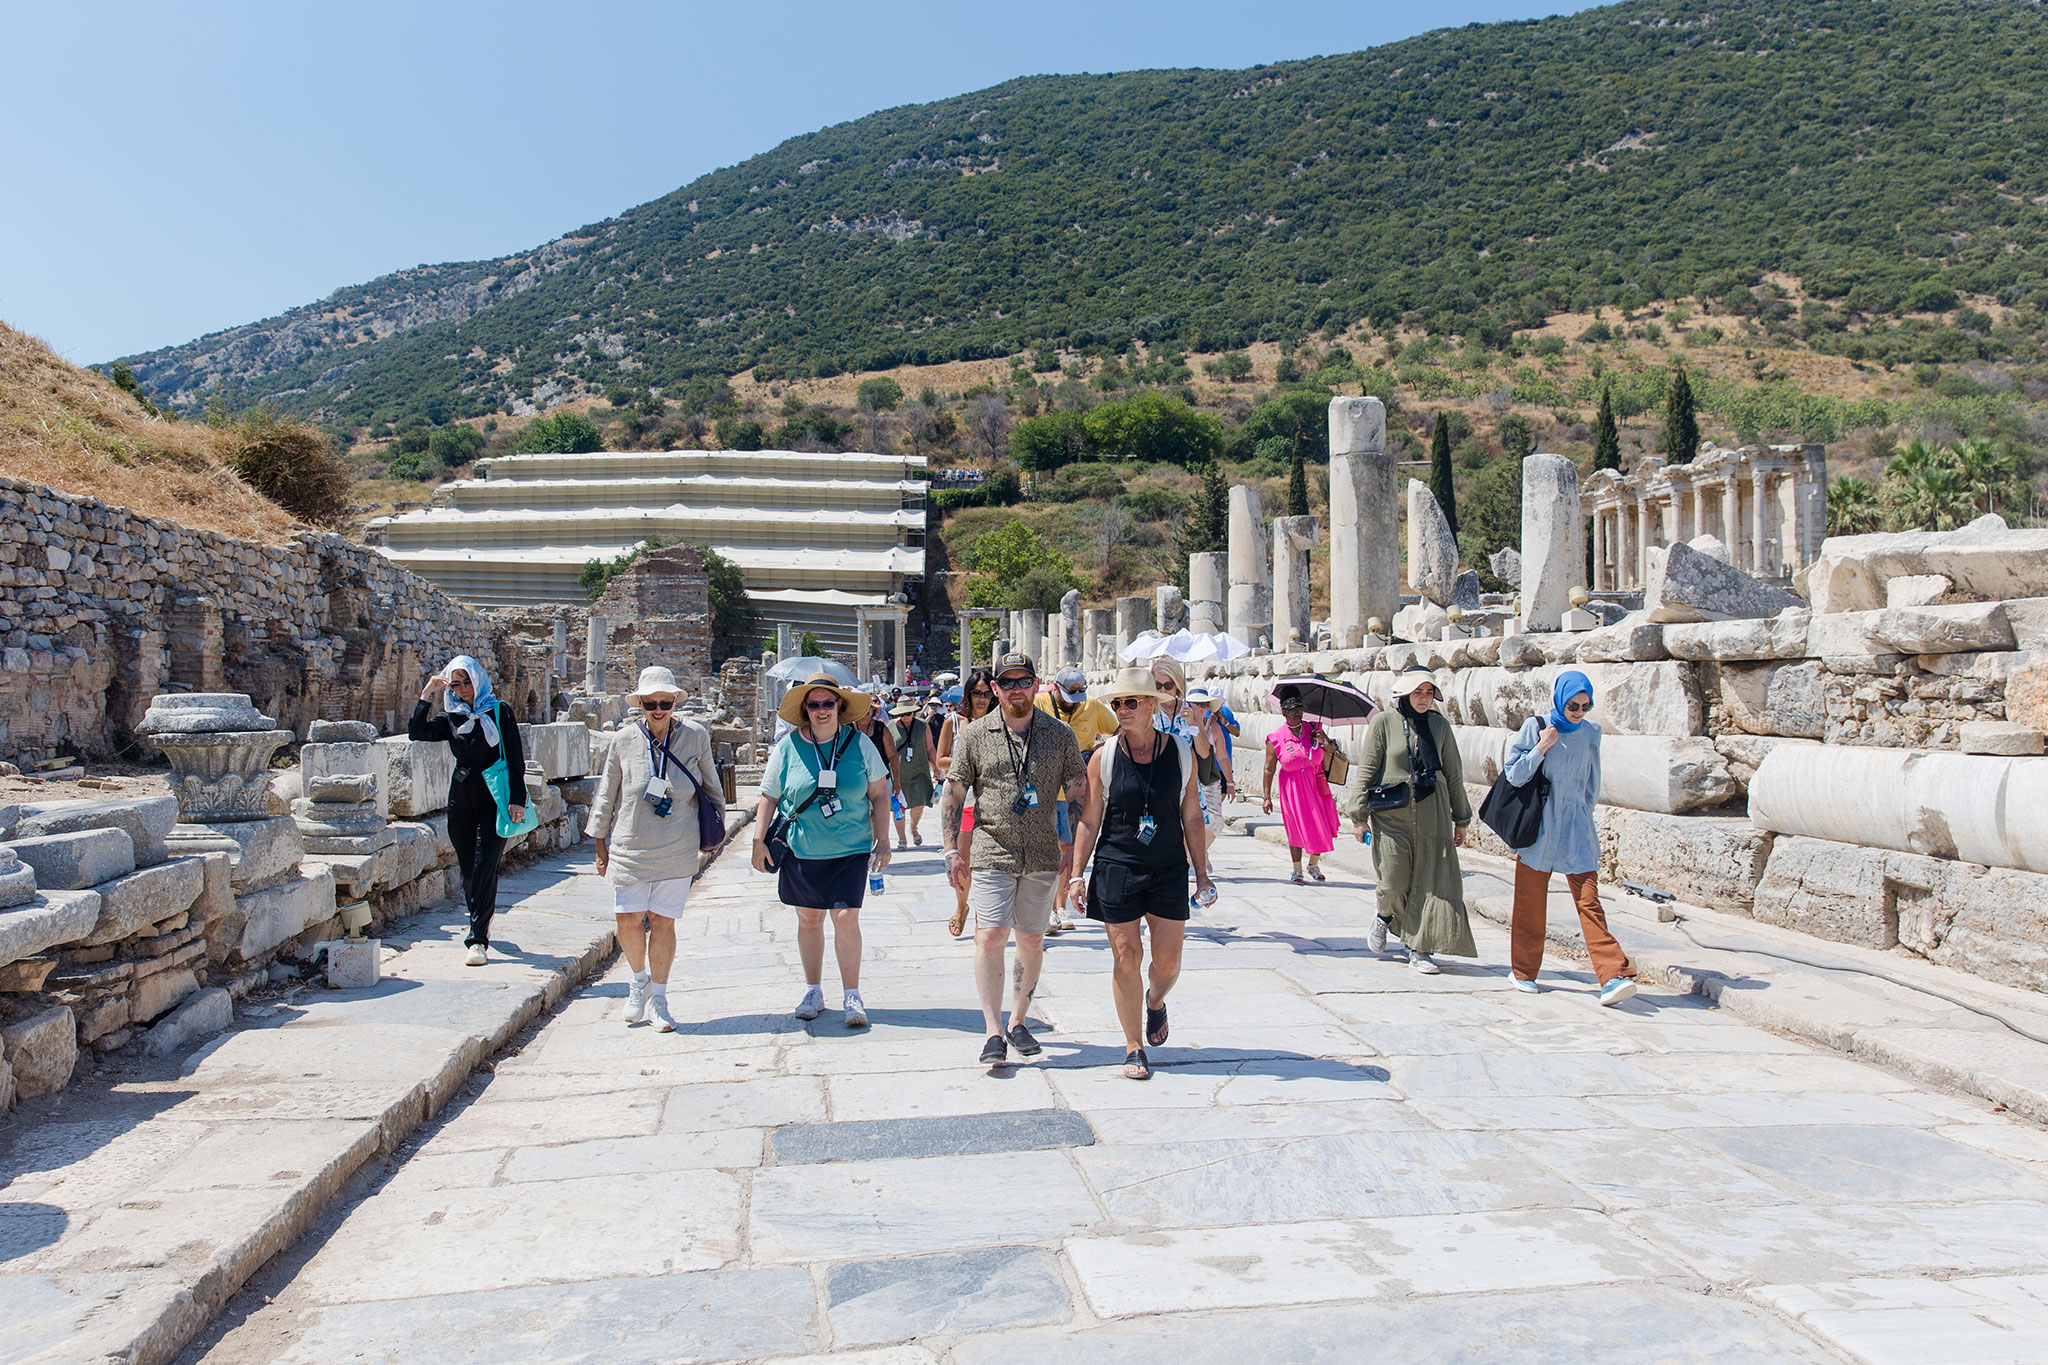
[1196,886,1219,908]
[869,871,885,894]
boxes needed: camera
[1012,794,1035,815]
[643,789,673,818]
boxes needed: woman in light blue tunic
[1502,670,1639,1006]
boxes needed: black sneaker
[1008,1023,1043,1057]
[979,1034,1009,1064]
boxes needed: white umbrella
[1117,630,1166,662]
[1180,632,1250,663]
[766,655,857,685]
[1156,629,1201,661]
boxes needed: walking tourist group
[409,646,1638,1080]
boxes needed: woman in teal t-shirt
[751,675,890,1027]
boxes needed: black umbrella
[1268,675,1381,727]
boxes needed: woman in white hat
[888,700,935,848]
[751,674,891,1026]
[1341,665,1475,974]
[588,666,723,1031]
[410,654,527,966]
[1069,667,1214,1080]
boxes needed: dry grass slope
[0,320,298,542]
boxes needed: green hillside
[119,0,2048,433]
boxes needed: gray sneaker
[623,979,651,1024]
[1366,917,1389,954]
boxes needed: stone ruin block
[519,721,593,783]
[15,796,179,868]
[375,736,458,818]
[8,828,134,892]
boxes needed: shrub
[518,412,604,453]
[716,417,767,450]
[221,410,353,526]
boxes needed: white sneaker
[650,993,678,1032]
[1511,976,1540,994]
[795,985,825,1020]
[843,991,868,1028]
[464,944,488,967]
[624,979,651,1023]
[1366,917,1389,953]
[1409,952,1441,975]
[1599,977,1639,1008]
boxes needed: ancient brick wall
[0,477,539,766]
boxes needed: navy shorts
[778,852,869,911]
[1056,798,1072,843]
[1087,859,1191,925]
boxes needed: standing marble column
[1327,397,1398,649]
[1082,609,1113,667]
[1226,485,1272,647]
[1114,596,1150,658]
[1017,609,1046,666]
[1723,478,1745,573]
[585,615,609,693]
[1188,553,1226,636]
[1057,590,1082,669]
[1796,443,1829,568]
[1753,469,1775,577]
[1270,515,1320,651]
[1521,454,1582,632]
[552,618,570,679]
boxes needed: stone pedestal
[1271,515,1320,652]
[1521,453,1583,632]
[1189,552,1226,636]
[1017,610,1046,667]
[1113,597,1150,659]
[140,693,305,895]
[321,936,381,989]
[1227,486,1272,648]
[1329,398,1399,648]
[1082,611,1114,667]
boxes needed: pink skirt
[1275,763,1338,854]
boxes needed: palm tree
[1827,476,1883,535]
[1952,436,2014,516]
[1887,463,1972,532]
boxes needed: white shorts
[613,877,693,919]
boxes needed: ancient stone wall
[0,477,540,768]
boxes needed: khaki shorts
[968,869,1060,935]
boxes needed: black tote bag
[1478,768,1550,850]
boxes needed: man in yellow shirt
[1037,667,1116,933]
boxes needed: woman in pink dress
[1260,686,1339,884]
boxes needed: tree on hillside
[967,394,1012,461]
[1245,390,1330,465]
[429,425,486,469]
[1287,448,1310,518]
[1427,411,1459,539]
[856,377,903,452]
[1592,386,1622,471]
[701,545,760,661]
[1497,414,1535,463]
[1458,458,1521,592]
[716,416,765,451]
[518,412,604,454]
[961,522,1080,659]
[1082,392,1222,466]
[1176,461,1230,571]
[1659,363,1698,465]
[1011,410,1090,473]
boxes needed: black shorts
[779,852,870,910]
[1087,859,1190,925]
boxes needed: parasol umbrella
[940,685,964,704]
[1180,632,1251,663]
[1117,630,1166,662]
[766,656,857,685]
[1268,675,1380,727]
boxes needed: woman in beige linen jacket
[588,666,724,1031]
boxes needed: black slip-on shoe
[979,1033,1009,1064]
[1007,1023,1043,1057]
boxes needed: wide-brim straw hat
[778,673,873,727]
[888,702,921,717]
[1395,665,1439,698]
[1100,666,1174,705]
[629,666,683,704]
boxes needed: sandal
[947,909,968,938]
[1290,871,1306,885]
[1123,1047,1151,1080]
[1145,1003,1169,1047]
[913,832,923,846]
[1307,860,1326,883]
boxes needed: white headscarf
[443,654,501,747]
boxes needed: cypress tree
[1660,362,1699,465]
[1592,385,1621,471]
[1428,410,1459,539]
[1287,448,1310,518]
[1177,460,1230,559]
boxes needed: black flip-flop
[1145,1004,1169,1047]
[1123,1047,1151,1080]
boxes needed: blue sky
[1,0,1589,363]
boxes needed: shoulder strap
[1177,736,1194,793]
[1100,735,1117,789]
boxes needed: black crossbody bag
[1364,716,1437,812]
[763,731,855,871]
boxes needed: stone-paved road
[187,811,2048,1364]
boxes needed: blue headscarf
[443,654,501,747]
[1550,670,1594,733]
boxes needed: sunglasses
[1109,697,1146,711]
[642,700,674,712]
[970,690,993,700]
[995,676,1036,691]
[805,698,840,711]
[1563,700,1591,715]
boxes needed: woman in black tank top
[1068,667,1217,1080]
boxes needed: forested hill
[121,0,2048,431]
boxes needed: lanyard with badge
[641,723,675,817]
[1005,714,1040,814]
[1120,731,1162,844]
[807,733,846,818]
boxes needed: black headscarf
[1396,693,1441,779]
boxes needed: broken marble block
[16,795,179,868]
[308,719,379,744]
[0,847,34,910]
[1643,541,1801,624]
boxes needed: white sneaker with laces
[794,985,825,1020]
[650,993,679,1032]
[1511,977,1540,994]
[1409,952,1441,975]
[1599,977,1639,1008]
[624,979,651,1023]
[464,945,488,967]
[843,991,868,1028]
[1366,917,1389,953]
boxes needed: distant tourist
[934,669,996,938]
[410,656,527,966]
[887,700,934,848]
[1067,668,1213,1080]
[1502,671,1640,1006]
[1148,657,1218,874]
[1261,686,1338,885]
[587,667,723,1030]
[1036,665,1116,932]
[751,674,891,1027]
[1183,687,1236,873]
[1341,666,1475,974]
[937,652,1088,1066]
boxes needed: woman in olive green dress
[889,701,936,848]
[1341,666,1475,974]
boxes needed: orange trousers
[1511,860,1636,984]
